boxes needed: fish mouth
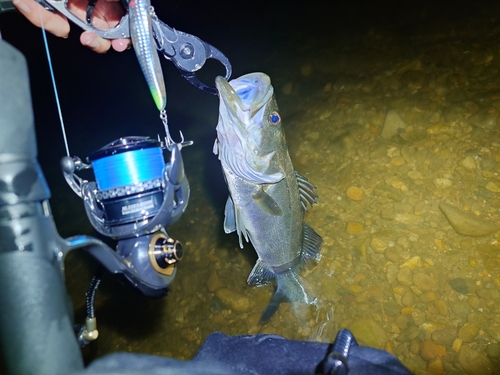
[215,73,272,113]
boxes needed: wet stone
[448,278,468,294]
[382,109,408,139]
[426,357,444,375]
[432,329,457,346]
[413,273,436,291]
[468,108,499,130]
[401,291,416,307]
[346,186,364,201]
[419,291,437,303]
[439,202,500,237]
[383,301,401,316]
[347,318,387,349]
[414,200,430,216]
[395,314,410,330]
[461,156,477,170]
[420,339,446,361]
[485,343,500,358]
[435,300,449,316]
[451,300,471,318]
[373,185,404,202]
[215,288,251,313]
[397,326,421,342]
[467,295,480,309]
[386,263,399,283]
[346,221,364,234]
[458,323,479,343]
[458,345,494,375]
[397,267,413,287]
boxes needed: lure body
[128,0,166,111]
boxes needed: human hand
[12,0,130,53]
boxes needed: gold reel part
[148,231,183,276]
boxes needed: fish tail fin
[259,270,315,324]
[301,222,323,264]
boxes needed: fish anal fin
[247,259,274,286]
[301,222,323,263]
[252,187,283,216]
[223,196,236,234]
[295,171,319,212]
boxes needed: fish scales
[214,72,322,322]
[128,0,166,111]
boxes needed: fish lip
[215,75,244,112]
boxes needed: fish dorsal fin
[247,259,274,286]
[224,195,249,249]
[300,222,323,263]
[295,171,319,212]
[252,187,283,216]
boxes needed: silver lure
[128,0,166,111]
[214,72,323,322]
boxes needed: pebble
[458,323,479,342]
[485,343,500,358]
[448,278,468,294]
[381,109,408,139]
[215,288,251,312]
[347,318,387,349]
[433,178,453,189]
[419,291,437,303]
[401,291,416,307]
[458,345,494,375]
[207,270,223,292]
[370,237,387,253]
[431,329,457,346]
[485,181,500,192]
[426,357,444,375]
[397,267,413,287]
[467,295,480,309]
[346,186,364,201]
[461,156,477,170]
[383,301,401,316]
[412,273,436,291]
[451,300,471,318]
[435,300,449,316]
[439,202,500,237]
[397,326,420,342]
[346,221,364,234]
[420,340,446,361]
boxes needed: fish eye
[269,111,281,126]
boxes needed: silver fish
[213,72,322,322]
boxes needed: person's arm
[12,0,130,53]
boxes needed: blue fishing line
[92,147,165,191]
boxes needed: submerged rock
[381,109,408,139]
[439,202,499,237]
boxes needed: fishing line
[37,5,71,156]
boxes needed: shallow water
[2,1,500,374]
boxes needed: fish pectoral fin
[225,195,249,248]
[301,222,323,263]
[252,187,283,216]
[247,259,274,286]
[223,196,236,234]
[295,171,319,212]
[213,139,219,155]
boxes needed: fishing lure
[127,0,166,111]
